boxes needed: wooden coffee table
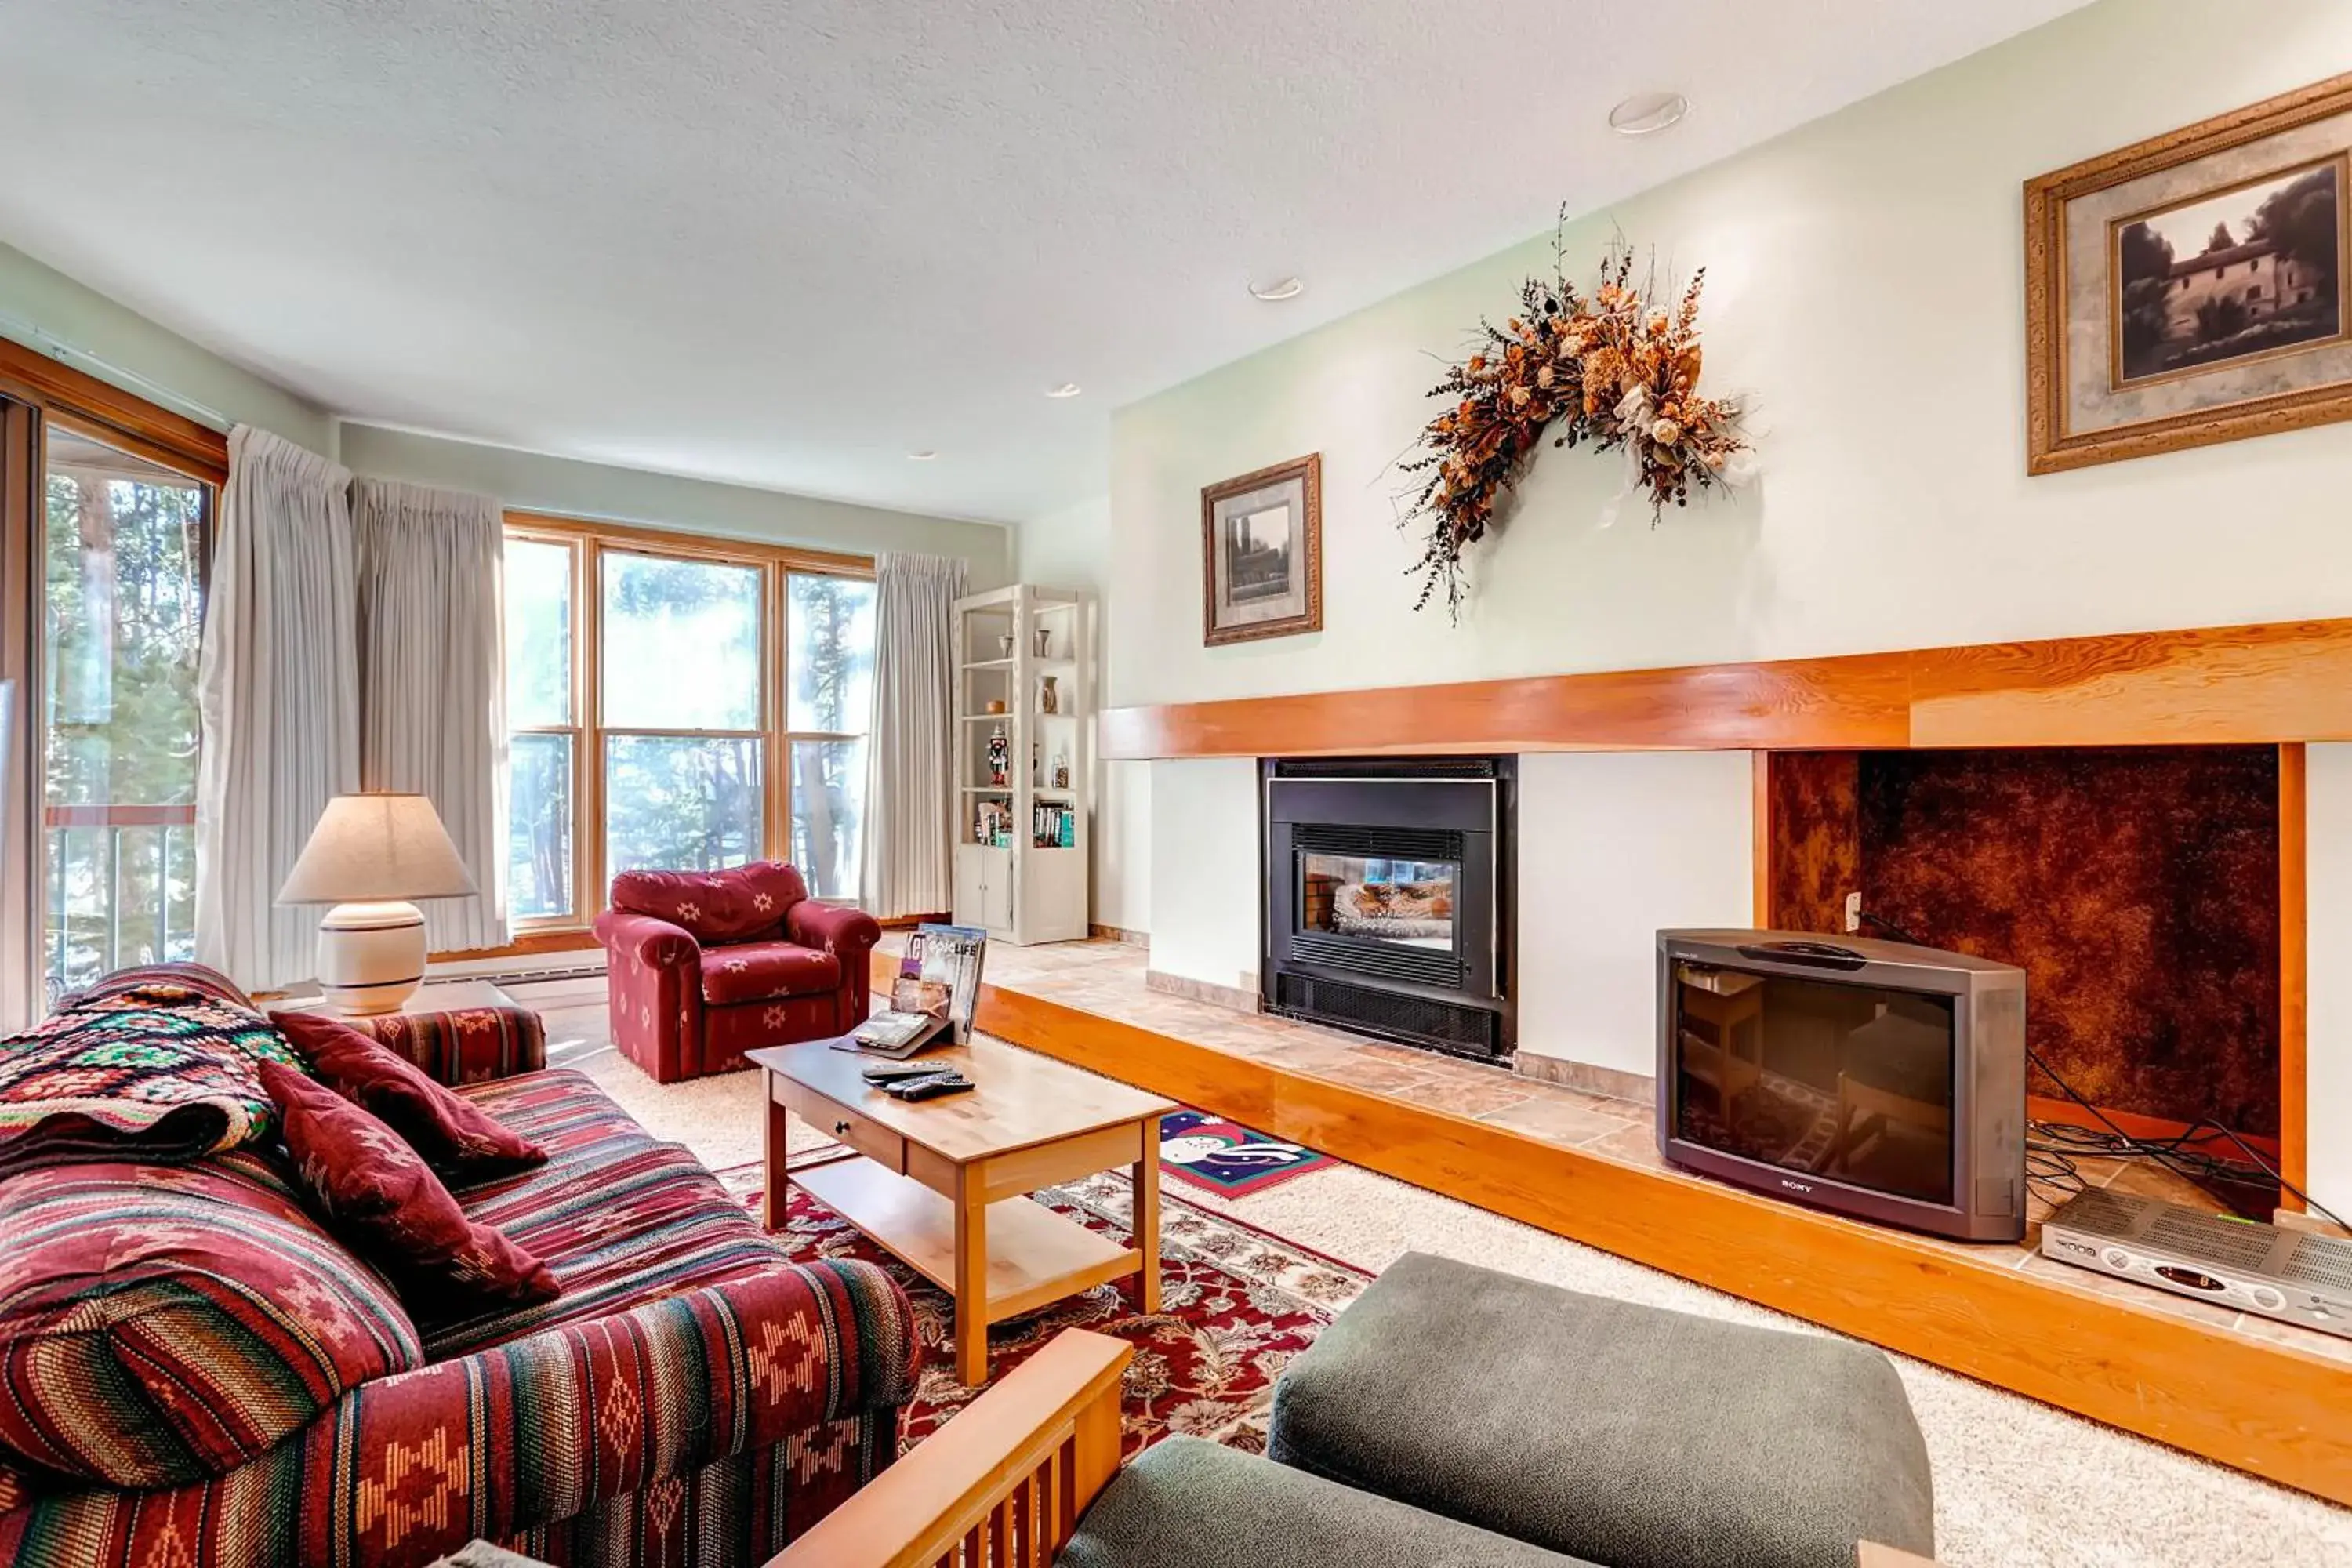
[751,1036,1178,1385]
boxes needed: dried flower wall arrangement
[1398,224,1754,617]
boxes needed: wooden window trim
[0,337,227,486]
[495,510,875,946]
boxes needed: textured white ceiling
[0,0,2086,523]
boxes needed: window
[503,534,579,920]
[784,572,876,899]
[499,515,876,927]
[40,423,208,1001]
[601,551,766,876]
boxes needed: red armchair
[592,861,882,1082]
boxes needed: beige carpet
[514,989,2350,1567]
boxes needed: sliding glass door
[38,422,208,1004]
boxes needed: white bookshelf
[949,583,1093,945]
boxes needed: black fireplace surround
[1261,757,1515,1060]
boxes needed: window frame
[0,339,225,1028]
[500,511,875,934]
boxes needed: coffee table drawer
[790,1083,906,1172]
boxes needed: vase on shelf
[1033,626,1053,659]
[1039,674,1059,714]
[1053,751,1070,790]
[986,724,1008,786]
[997,632,1015,659]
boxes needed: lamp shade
[277,792,478,905]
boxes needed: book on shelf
[890,922,989,1044]
[1033,800,1076,848]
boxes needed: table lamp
[277,792,477,1014]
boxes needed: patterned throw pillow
[270,1011,546,1178]
[261,1064,559,1313]
[0,1152,424,1488]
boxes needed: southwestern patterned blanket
[0,966,299,1176]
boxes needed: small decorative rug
[719,1162,1371,1454]
[784,1108,1337,1198]
[1157,1109,1335,1197]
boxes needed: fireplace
[1261,757,1515,1059]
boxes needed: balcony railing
[43,803,198,1007]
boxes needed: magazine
[892,922,989,1044]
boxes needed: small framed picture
[1201,453,1321,646]
[2027,72,2352,473]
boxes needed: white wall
[1515,753,1756,1079]
[1108,0,2352,1205]
[1019,494,1151,934]
[1109,0,2352,717]
[340,421,1011,587]
[1146,759,1259,989]
[0,241,332,452]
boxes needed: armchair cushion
[0,1152,423,1490]
[1266,1252,1935,1568]
[271,1011,546,1179]
[610,862,810,944]
[263,1065,558,1315]
[699,942,842,1006]
[1060,1436,1595,1568]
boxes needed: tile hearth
[957,938,2351,1365]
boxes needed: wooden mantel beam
[1099,617,2352,759]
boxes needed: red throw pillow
[260,1062,557,1311]
[270,1010,546,1178]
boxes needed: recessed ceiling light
[907,449,938,461]
[1045,382,1083,398]
[1608,91,1689,136]
[1248,276,1305,302]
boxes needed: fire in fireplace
[1261,757,1515,1059]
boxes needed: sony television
[1656,930,2027,1242]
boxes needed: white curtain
[352,478,509,954]
[195,426,359,991]
[863,551,966,917]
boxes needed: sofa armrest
[336,1258,918,1538]
[768,1328,1128,1568]
[785,900,881,960]
[0,1260,920,1567]
[593,908,703,971]
[786,901,882,1020]
[351,1005,546,1086]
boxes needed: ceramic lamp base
[316,900,427,1014]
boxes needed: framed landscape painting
[2027,72,2352,472]
[1201,453,1321,646]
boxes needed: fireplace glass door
[1298,851,1457,952]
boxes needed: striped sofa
[0,971,918,1568]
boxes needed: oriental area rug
[719,1161,1370,1455]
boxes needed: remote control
[861,1062,941,1083]
[891,1074,975,1102]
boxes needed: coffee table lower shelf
[794,1156,1141,1324]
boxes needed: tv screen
[1670,964,1957,1207]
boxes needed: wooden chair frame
[768,1330,1130,1568]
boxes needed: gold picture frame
[2027,71,2352,474]
[1201,453,1322,646]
